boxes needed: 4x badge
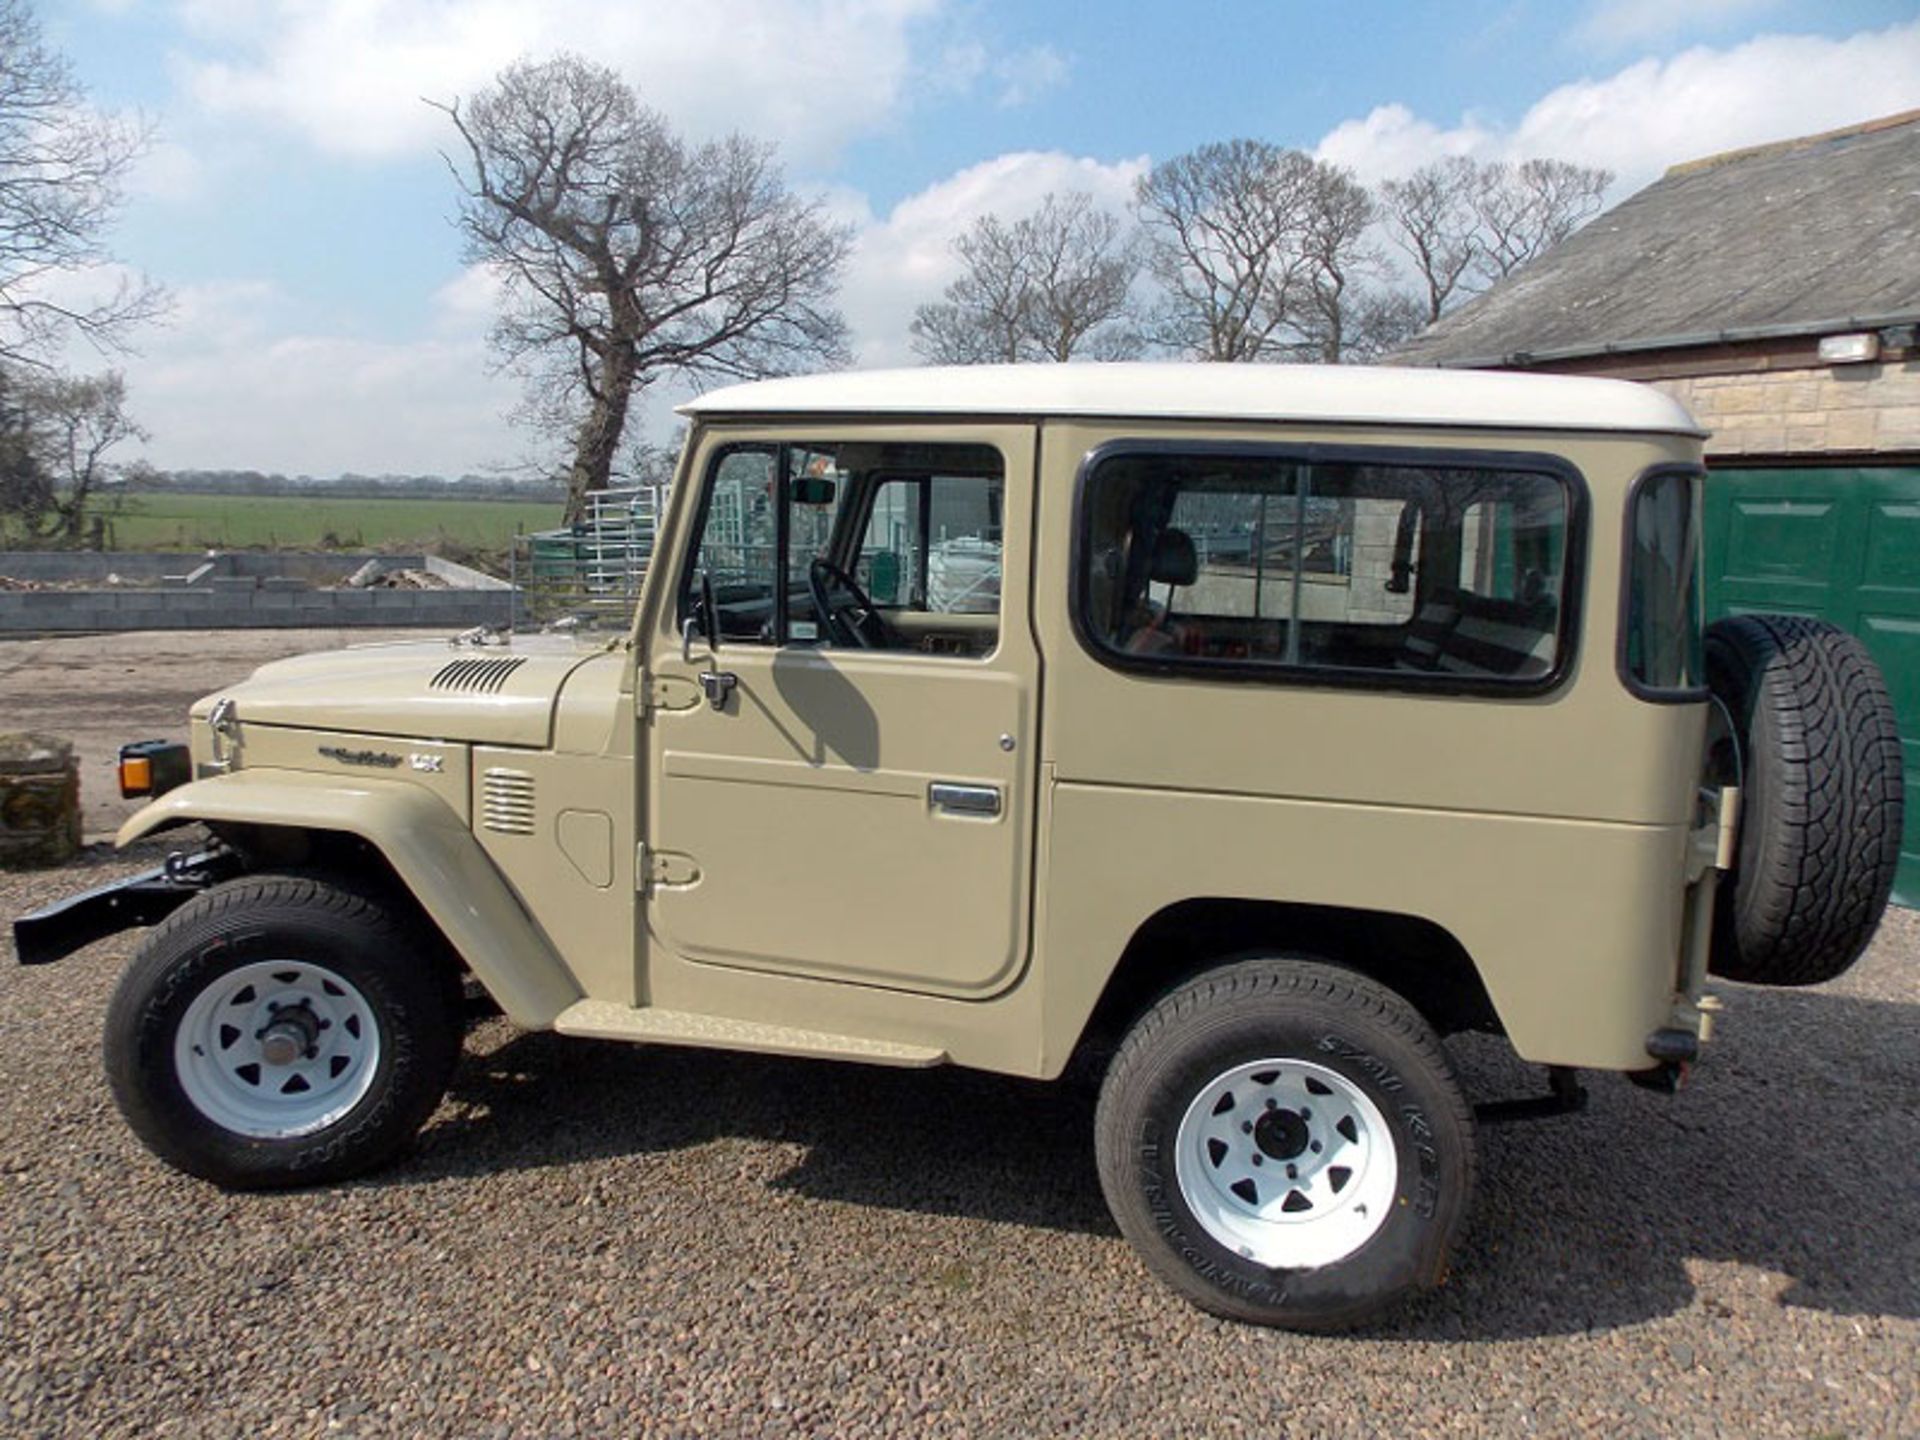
[315,745,443,773]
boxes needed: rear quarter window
[1620,466,1707,701]
[1075,443,1583,693]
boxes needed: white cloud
[1576,0,1783,49]
[428,264,507,334]
[169,0,954,166]
[990,45,1069,108]
[1315,105,1491,185]
[833,150,1148,369]
[125,138,208,204]
[99,275,524,475]
[1318,20,1920,195]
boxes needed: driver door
[640,423,1038,1000]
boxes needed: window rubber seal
[1067,435,1591,700]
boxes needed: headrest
[1150,527,1199,586]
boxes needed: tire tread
[1706,615,1903,986]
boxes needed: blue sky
[33,0,1920,477]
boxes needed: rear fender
[119,771,582,1027]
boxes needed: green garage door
[1704,466,1920,908]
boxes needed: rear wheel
[1095,958,1475,1330]
[104,874,461,1188]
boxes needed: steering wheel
[807,558,897,649]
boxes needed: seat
[1125,527,1199,655]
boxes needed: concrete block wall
[0,550,404,583]
[1655,362,1920,458]
[0,550,526,632]
[0,587,523,633]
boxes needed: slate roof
[1395,111,1920,368]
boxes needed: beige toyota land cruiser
[15,364,1904,1330]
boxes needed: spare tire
[1705,614,1903,986]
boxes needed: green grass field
[106,494,566,552]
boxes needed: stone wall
[0,734,80,868]
[1652,362,1920,458]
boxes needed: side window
[1078,448,1574,687]
[682,440,1002,654]
[689,446,780,642]
[857,474,1004,616]
[1459,492,1565,604]
[783,447,850,644]
[1621,468,1705,698]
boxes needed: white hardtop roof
[678,362,1706,437]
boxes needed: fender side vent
[481,768,536,835]
[432,657,528,693]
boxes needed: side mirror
[791,476,837,506]
[682,570,722,661]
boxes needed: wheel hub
[1253,1107,1310,1161]
[257,1002,320,1066]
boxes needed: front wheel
[104,874,462,1189]
[1095,958,1476,1330]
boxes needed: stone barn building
[1396,110,1920,903]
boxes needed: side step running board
[552,1000,948,1068]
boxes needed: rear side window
[1621,467,1706,699]
[1076,446,1577,689]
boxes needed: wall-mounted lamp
[1818,332,1881,365]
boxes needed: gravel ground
[1,843,1915,1439]
[0,629,452,838]
[1,629,1917,1437]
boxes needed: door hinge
[636,843,701,889]
[641,673,703,715]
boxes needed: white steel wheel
[174,959,382,1139]
[1095,958,1477,1330]
[105,873,462,1189]
[1173,1057,1397,1268]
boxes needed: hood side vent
[432,657,529,694]
[481,767,536,835]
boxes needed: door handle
[929,782,1001,817]
[698,671,737,712]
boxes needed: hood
[193,634,615,748]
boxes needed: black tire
[103,873,462,1189]
[1705,615,1903,987]
[1095,958,1475,1331]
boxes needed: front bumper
[11,850,236,966]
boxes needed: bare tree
[1471,158,1613,280]
[436,55,852,522]
[0,0,163,364]
[1291,161,1387,364]
[1342,288,1428,363]
[1380,157,1481,324]
[0,364,142,542]
[911,192,1142,365]
[1135,139,1319,361]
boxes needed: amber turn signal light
[118,755,152,796]
[117,740,191,800]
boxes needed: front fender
[120,771,582,1027]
